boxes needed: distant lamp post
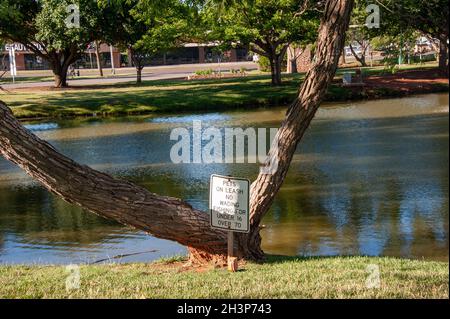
[110,45,115,75]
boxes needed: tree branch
[0,102,227,256]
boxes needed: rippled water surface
[0,94,448,264]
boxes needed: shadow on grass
[262,254,387,265]
[10,74,304,119]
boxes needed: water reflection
[0,94,448,263]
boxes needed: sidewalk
[1,62,258,89]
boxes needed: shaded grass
[0,256,448,299]
[3,75,300,119]
[1,63,448,120]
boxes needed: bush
[257,56,271,72]
[194,69,214,76]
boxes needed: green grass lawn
[0,256,448,299]
[1,63,447,120]
[2,74,301,119]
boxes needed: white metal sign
[8,47,17,77]
[210,174,250,233]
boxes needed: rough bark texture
[0,0,354,265]
[129,48,145,84]
[50,60,70,88]
[235,0,355,260]
[0,103,227,262]
[48,48,80,88]
[136,67,143,84]
[349,42,367,67]
[268,45,289,86]
[95,41,104,77]
[438,35,449,76]
[339,47,347,65]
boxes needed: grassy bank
[1,64,447,120]
[1,64,448,120]
[0,256,448,299]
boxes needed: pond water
[0,93,448,264]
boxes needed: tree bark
[269,55,281,86]
[287,47,298,74]
[339,47,347,65]
[235,0,354,260]
[48,47,80,88]
[95,41,104,77]
[349,43,366,67]
[268,46,288,86]
[136,67,143,84]
[50,56,72,88]
[0,0,354,265]
[0,102,228,264]
[438,35,449,76]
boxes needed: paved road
[2,61,258,89]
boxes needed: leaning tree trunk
[235,0,354,260]
[0,0,354,265]
[0,103,228,263]
[349,43,366,67]
[340,47,347,65]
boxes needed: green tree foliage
[99,0,196,84]
[377,0,449,74]
[346,0,376,66]
[0,0,102,87]
[202,0,321,85]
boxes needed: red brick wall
[14,53,26,71]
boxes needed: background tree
[378,0,449,75]
[0,0,102,87]
[100,0,195,84]
[202,0,321,86]
[346,0,373,67]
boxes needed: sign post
[210,174,250,272]
[8,47,17,83]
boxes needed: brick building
[1,42,251,71]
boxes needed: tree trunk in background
[136,67,143,84]
[50,53,76,88]
[269,54,282,86]
[287,47,298,74]
[340,47,347,65]
[0,0,354,265]
[349,43,366,67]
[127,48,134,67]
[95,41,104,77]
[269,45,289,86]
[52,64,69,88]
[438,35,449,76]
